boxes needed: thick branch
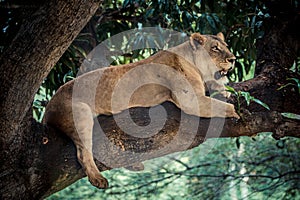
[39,96,299,198]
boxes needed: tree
[0,0,299,199]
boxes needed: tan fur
[43,33,239,189]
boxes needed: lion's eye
[212,46,220,52]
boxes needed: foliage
[1,0,300,199]
[281,113,300,121]
[1,0,270,118]
[225,85,270,115]
[278,78,300,94]
[33,0,269,118]
[10,0,266,120]
[0,0,270,101]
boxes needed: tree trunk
[0,1,299,199]
[0,0,102,199]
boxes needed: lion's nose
[226,57,236,64]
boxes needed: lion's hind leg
[72,102,108,189]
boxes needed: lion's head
[189,32,236,81]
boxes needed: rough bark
[0,1,299,199]
[0,0,103,199]
[0,0,103,147]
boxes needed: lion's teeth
[220,71,227,76]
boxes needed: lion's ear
[190,33,207,50]
[216,32,225,41]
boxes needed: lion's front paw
[226,104,240,119]
[89,174,109,189]
[232,110,240,119]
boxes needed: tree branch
[39,95,299,198]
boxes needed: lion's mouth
[214,70,229,80]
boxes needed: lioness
[43,32,239,189]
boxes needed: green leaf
[206,14,216,31]
[281,112,300,120]
[240,91,252,106]
[252,98,270,110]
[73,45,87,58]
[49,71,56,86]
[63,71,75,83]
[278,78,300,94]
[225,85,237,95]
[277,83,293,91]
[287,78,300,94]
[210,91,221,98]
[33,100,41,108]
